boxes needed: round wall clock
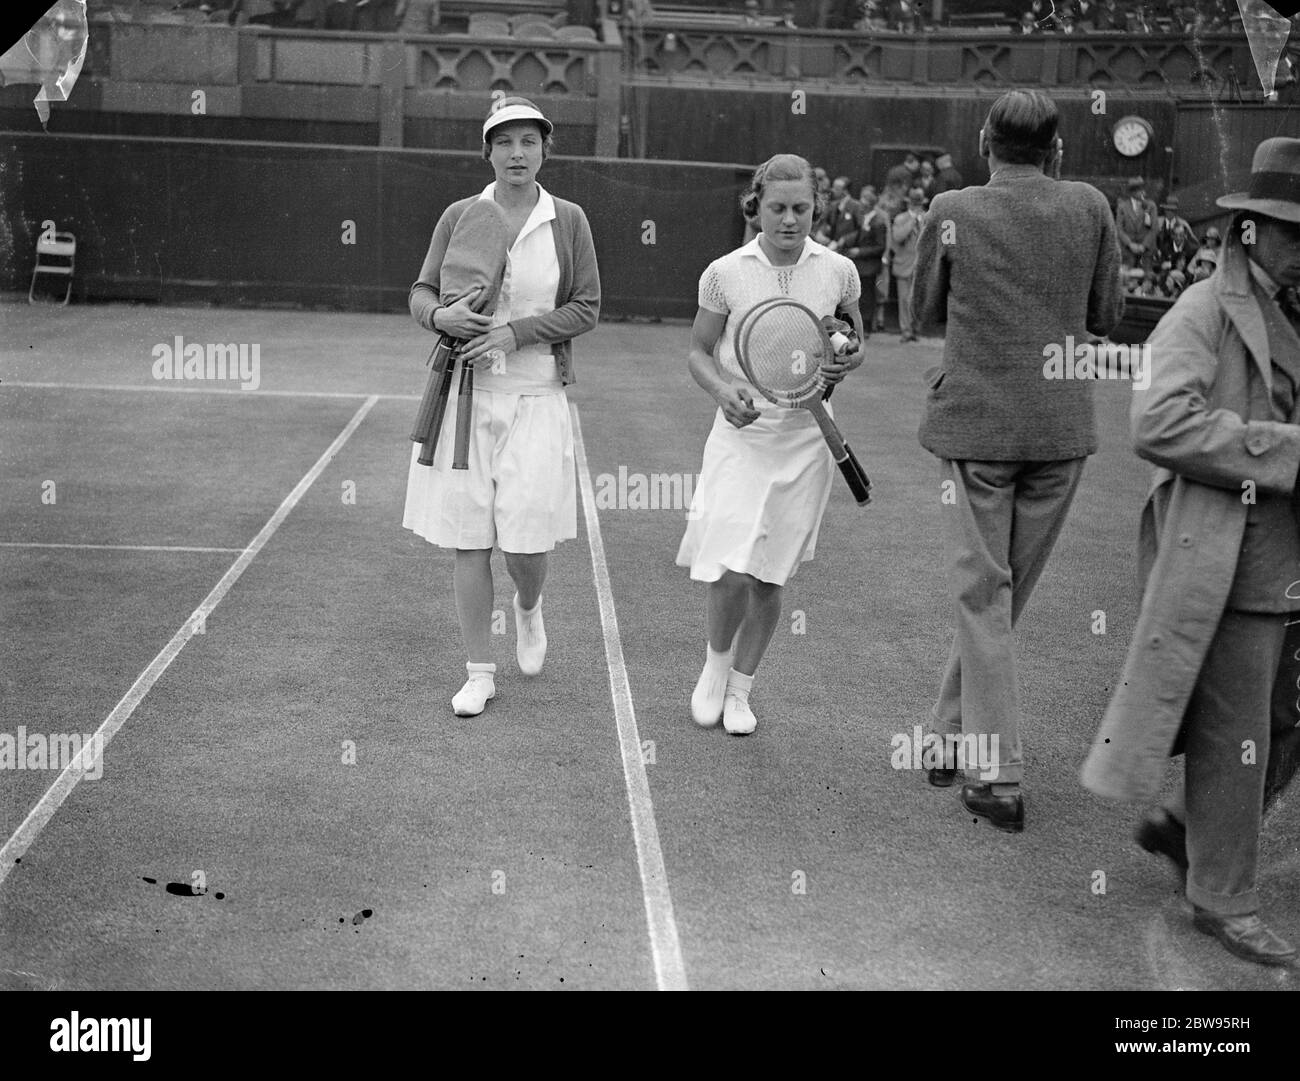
[1112,116,1153,157]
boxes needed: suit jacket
[913,165,1124,460]
[1116,195,1159,252]
[824,197,863,250]
[1081,235,1300,801]
[847,209,888,277]
[890,208,925,278]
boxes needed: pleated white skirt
[676,403,834,585]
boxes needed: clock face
[1113,117,1151,157]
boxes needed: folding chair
[29,230,76,307]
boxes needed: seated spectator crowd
[1114,176,1221,300]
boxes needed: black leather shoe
[927,765,959,787]
[960,783,1024,833]
[1134,809,1188,885]
[1192,909,1297,967]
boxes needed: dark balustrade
[623,28,1258,94]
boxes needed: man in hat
[1116,176,1160,272]
[912,89,1124,831]
[1082,137,1300,966]
[890,186,928,342]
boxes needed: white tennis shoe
[514,593,547,675]
[690,665,727,727]
[452,662,496,717]
[722,692,757,736]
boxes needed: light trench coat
[1080,233,1300,802]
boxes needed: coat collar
[1215,234,1274,387]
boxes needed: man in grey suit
[1116,176,1160,272]
[912,89,1124,831]
[890,187,927,342]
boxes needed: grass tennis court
[1,298,1296,990]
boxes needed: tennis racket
[411,199,511,467]
[733,297,872,506]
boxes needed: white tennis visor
[483,103,554,141]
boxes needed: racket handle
[452,357,474,471]
[834,442,873,506]
[417,343,459,467]
[411,335,455,443]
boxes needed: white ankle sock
[466,661,496,680]
[726,668,753,703]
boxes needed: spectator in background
[1188,225,1221,280]
[323,0,356,29]
[1117,176,1159,271]
[814,166,831,202]
[1157,219,1197,276]
[291,0,328,27]
[354,0,402,31]
[846,188,888,336]
[918,157,937,201]
[1094,0,1122,30]
[399,0,436,32]
[1019,11,1038,32]
[1159,195,1193,238]
[874,188,903,331]
[890,186,927,342]
[932,150,964,194]
[821,176,863,251]
[1075,0,1096,30]
[886,151,919,198]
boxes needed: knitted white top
[698,236,861,385]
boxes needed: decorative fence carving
[409,35,604,94]
[624,29,1258,93]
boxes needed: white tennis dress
[676,236,861,585]
[403,183,576,554]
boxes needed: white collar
[741,235,825,268]
[480,182,556,239]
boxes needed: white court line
[0,542,243,554]
[570,403,689,992]
[0,380,418,401]
[0,396,379,888]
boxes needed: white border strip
[570,403,689,992]
[0,380,418,401]
[0,542,243,554]
[0,396,379,887]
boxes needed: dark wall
[1,133,751,319]
[626,86,1180,198]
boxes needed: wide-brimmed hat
[483,98,553,142]
[1216,137,1300,224]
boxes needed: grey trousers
[1166,609,1300,916]
[930,457,1088,785]
[895,274,914,336]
